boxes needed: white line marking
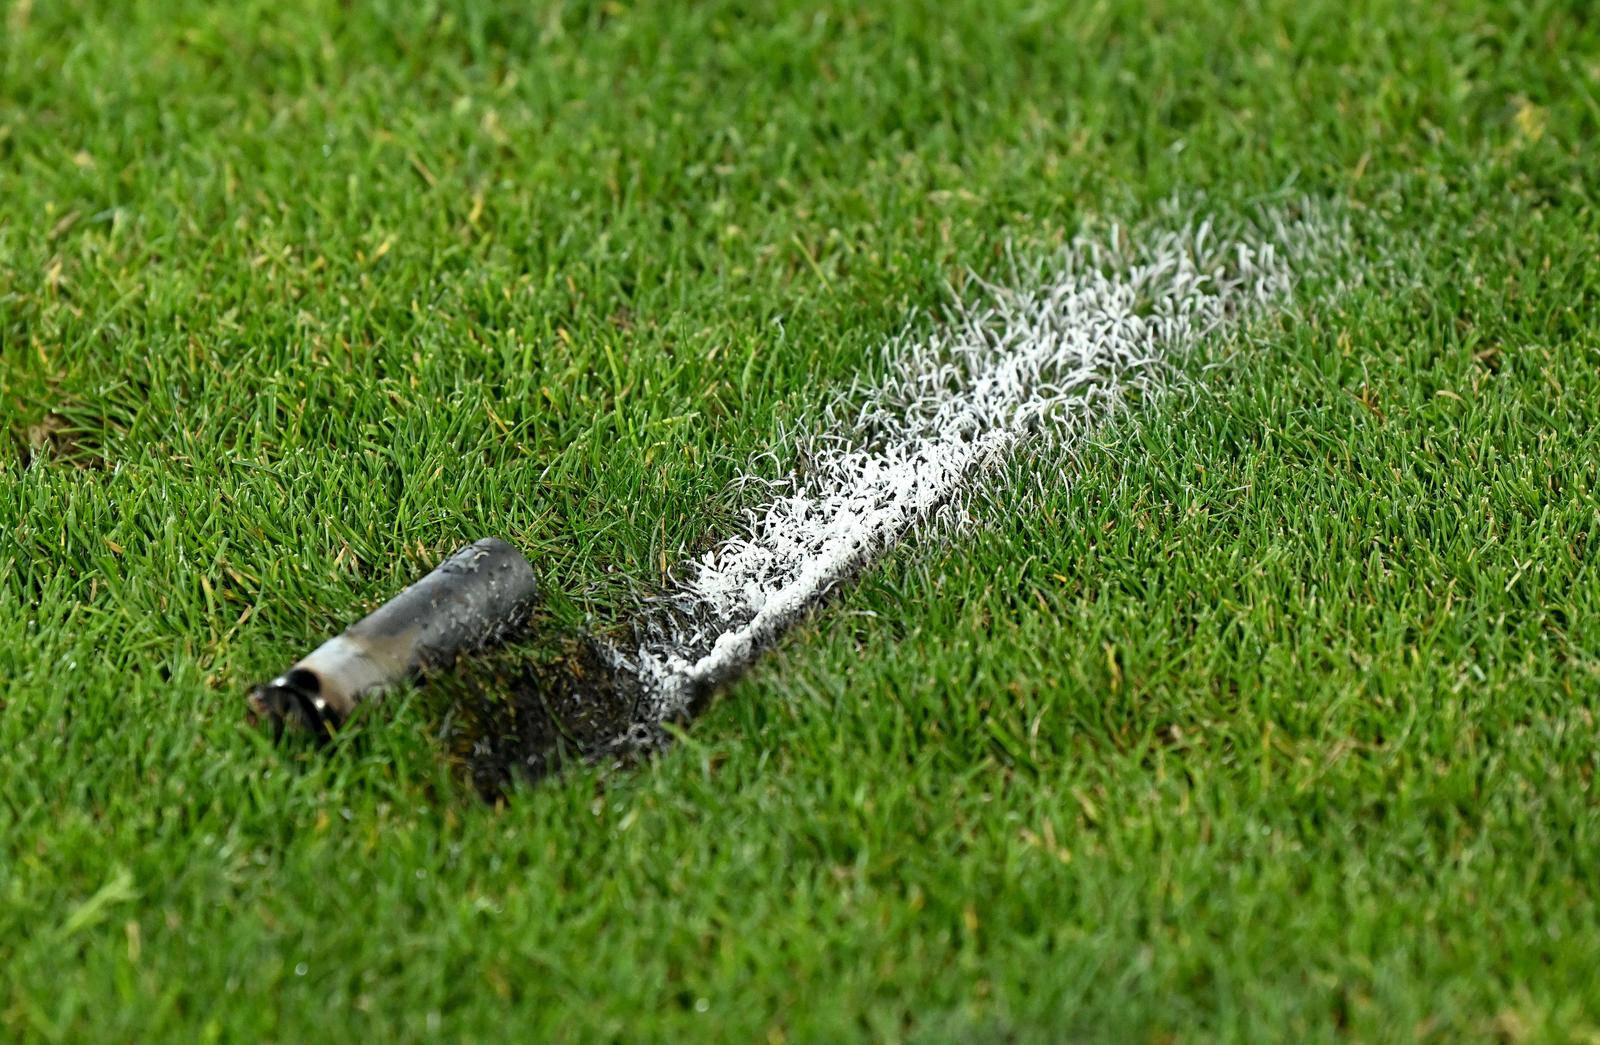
[615,208,1335,739]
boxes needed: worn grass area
[4,0,1600,1039]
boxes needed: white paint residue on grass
[616,208,1335,738]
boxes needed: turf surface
[4,0,1600,1039]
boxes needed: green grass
[4,0,1600,1039]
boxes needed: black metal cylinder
[247,537,539,735]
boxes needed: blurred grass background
[3,0,1598,1038]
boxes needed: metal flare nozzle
[247,537,539,736]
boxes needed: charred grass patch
[438,632,645,801]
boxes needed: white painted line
[614,208,1336,740]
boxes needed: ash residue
[441,632,664,800]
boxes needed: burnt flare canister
[247,537,539,736]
